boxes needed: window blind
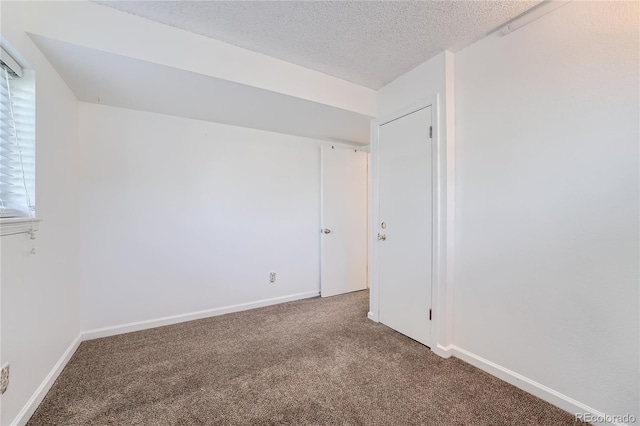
[0,65,35,218]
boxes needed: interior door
[321,146,368,297]
[378,106,433,346]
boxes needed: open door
[320,145,368,297]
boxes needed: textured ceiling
[93,1,541,89]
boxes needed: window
[0,47,35,220]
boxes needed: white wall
[78,104,323,331]
[454,0,639,420]
[1,2,81,425]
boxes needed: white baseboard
[10,291,319,425]
[450,345,625,426]
[82,291,320,341]
[367,311,377,322]
[432,343,454,359]
[11,334,82,426]
[10,301,620,426]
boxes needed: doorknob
[323,229,332,234]
[377,233,386,241]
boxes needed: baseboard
[450,345,625,426]
[367,311,377,322]
[432,343,454,359]
[11,334,82,426]
[10,292,319,425]
[12,302,619,426]
[82,291,320,341]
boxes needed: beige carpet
[28,291,582,425]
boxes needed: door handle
[323,229,332,234]
[377,233,386,241]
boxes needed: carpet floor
[28,291,582,425]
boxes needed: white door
[378,106,433,346]
[321,146,368,297]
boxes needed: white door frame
[368,95,451,358]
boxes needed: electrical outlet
[1,363,9,395]
[269,272,276,283]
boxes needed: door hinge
[429,126,433,139]
[429,309,432,320]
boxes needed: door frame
[368,95,451,357]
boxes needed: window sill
[0,217,41,237]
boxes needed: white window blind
[0,62,35,218]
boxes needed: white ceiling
[93,1,541,89]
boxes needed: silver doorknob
[323,229,332,234]
[377,233,386,241]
